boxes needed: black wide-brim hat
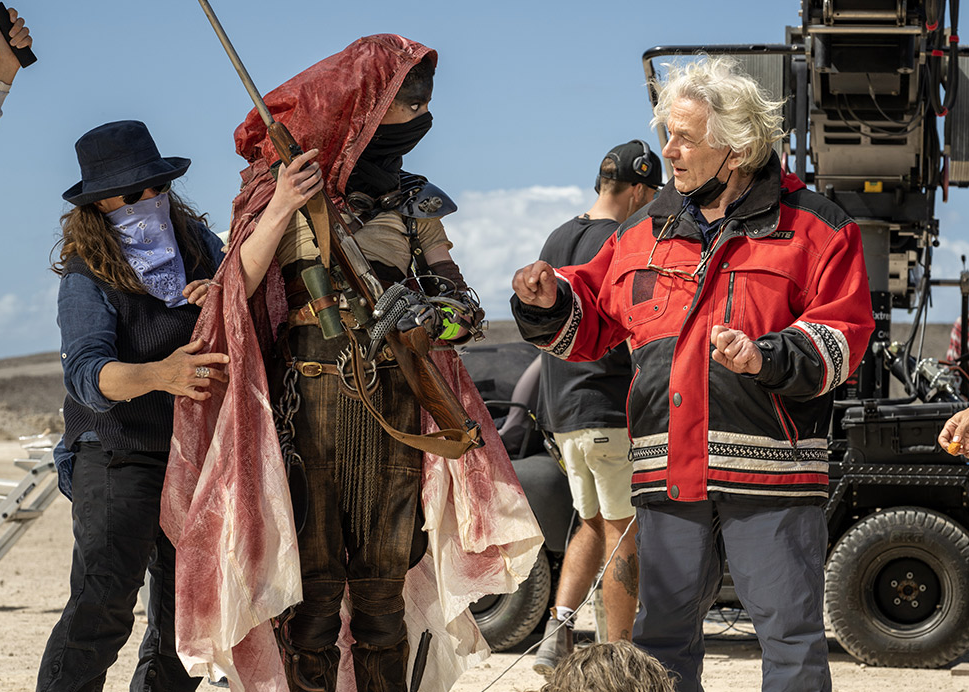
[62,120,191,206]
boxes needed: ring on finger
[195,366,211,379]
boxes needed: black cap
[599,139,663,188]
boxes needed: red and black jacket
[513,154,875,507]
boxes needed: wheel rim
[469,593,500,616]
[860,547,951,636]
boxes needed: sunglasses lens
[121,181,170,206]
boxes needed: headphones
[595,139,657,193]
[629,139,656,182]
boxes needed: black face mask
[346,111,433,197]
[683,151,732,207]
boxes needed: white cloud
[0,281,60,358]
[446,185,595,320]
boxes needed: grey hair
[650,55,785,173]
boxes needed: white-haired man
[511,57,875,692]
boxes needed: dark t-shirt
[537,216,633,433]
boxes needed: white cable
[476,515,637,692]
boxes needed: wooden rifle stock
[266,123,481,452]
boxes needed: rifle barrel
[196,0,274,128]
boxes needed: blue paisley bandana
[107,192,188,307]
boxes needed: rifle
[196,0,481,459]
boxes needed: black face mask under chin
[683,152,732,207]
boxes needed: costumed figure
[160,34,543,692]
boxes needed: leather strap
[346,335,478,458]
[290,350,476,457]
[291,360,340,378]
[289,353,391,378]
[289,295,340,328]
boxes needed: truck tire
[825,506,969,668]
[470,547,552,651]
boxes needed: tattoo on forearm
[613,554,638,598]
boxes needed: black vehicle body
[460,341,574,651]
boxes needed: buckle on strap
[292,360,328,378]
[336,345,378,392]
[289,295,342,328]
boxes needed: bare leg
[554,513,606,609]
[534,513,607,676]
[602,515,638,640]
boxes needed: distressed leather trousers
[277,326,422,692]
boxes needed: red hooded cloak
[161,35,542,691]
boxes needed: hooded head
[234,34,436,199]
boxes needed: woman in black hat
[36,120,229,692]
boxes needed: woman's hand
[265,148,326,218]
[939,408,969,456]
[98,338,230,403]
[183,279,214,307]
[153,338,229,401]
[240,148,326,298]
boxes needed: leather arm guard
[428,260,485,341]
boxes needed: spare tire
[825,506,969,668]
[470,547,552,651]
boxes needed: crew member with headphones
[531,139,662,676]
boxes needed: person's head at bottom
[538,640,677,692]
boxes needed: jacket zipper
[724,272,735,324]
[687,222,733,315]
[626,365,641,442]
[770,393,801,460]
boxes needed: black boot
[350,634,410,692]
[282,644,341,692]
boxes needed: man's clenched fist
[512,260,558,309]
[711,325,763,375]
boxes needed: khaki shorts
[553,427,634,521]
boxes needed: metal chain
[273,366,304,475]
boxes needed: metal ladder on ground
[0,433,59,561]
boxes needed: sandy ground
[2,437,969,692]
[1,326,968,691]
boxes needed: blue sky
[1,0,967,358]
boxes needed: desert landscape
[2,324,969,691]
